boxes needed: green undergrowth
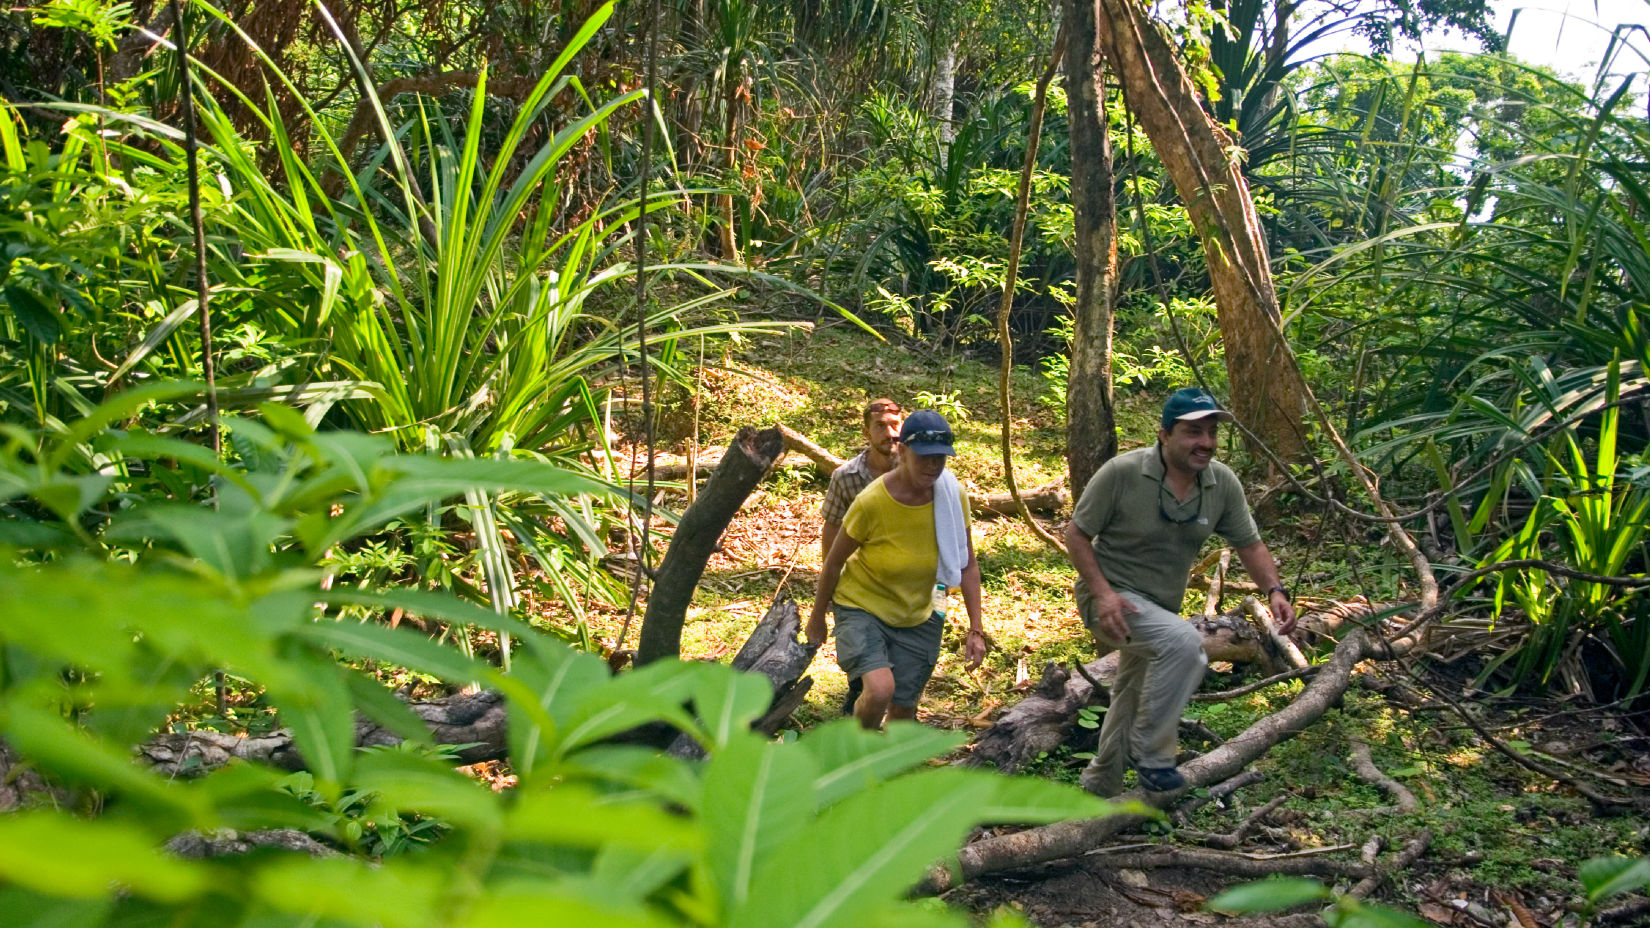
[587,314,1644,911]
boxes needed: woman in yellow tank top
[806,411,987,729]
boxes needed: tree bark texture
[637,427,784,665]
[141,690,511,778]
[1062,0,1120,493]
[927,629,1370,892]
[1094,0,1308,464]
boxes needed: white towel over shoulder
[933,470,968,587]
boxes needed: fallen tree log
[638,427,784,665]
[926,629,1373,893]
[142,690,511,777]
[967,610,1293,773]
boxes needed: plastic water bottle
[931,583,949,619]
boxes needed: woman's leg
[855,667,897,729]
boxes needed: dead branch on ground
[1348,740,1419,813]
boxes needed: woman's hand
[805,608,828,647]
[964,627,987,670]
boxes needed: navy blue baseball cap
[1161,388,1234,429]
[899,409,956,456]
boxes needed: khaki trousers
[1078,590,1207,796]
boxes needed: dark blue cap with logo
[1160,388,1234,430]
[899,409,956,456]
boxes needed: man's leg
[1083,647,1142,797]
[1117,591,1207,775]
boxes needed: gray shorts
[833,604,945,708]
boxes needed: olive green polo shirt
[1071,443,1261,614]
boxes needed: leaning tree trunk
[637,426,783,665]
[1062,0,1120,494]
[1094,0,1308,465]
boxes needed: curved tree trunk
[1094,0,1308,465]
[1062,0,1120,493]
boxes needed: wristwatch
[1267,585,1291,601]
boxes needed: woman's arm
[807,532,862,645]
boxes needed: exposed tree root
[1348,740,1419,813]
[1082,843,1367,880]
[1349,831,1432,900]
[1177,795,1287,849]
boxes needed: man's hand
[1093,589,1136,644]
[964,628,987,670]
[1270,590,1297,636]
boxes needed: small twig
[1180,794,1287,849]
[1071,659,1107,694]
[1193,665,1318,701]
[1203,548,1231,617]
[1402,660,1648,812]
[1172,769,1264,824]
[1348,740,1419,813]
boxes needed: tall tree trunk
[930,41,958,145]
[1062,0,1119,492]
[1095,0,1308,464]
[718,71,742,261]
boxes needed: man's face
[864,410,900,456]
[1159,417,1220,474]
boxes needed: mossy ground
[564,318,1647,924]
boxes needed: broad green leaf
[0,705,195,818]
[458,881,679,928]
[1205,877,1331,914]
[264,652,356,795]
[1579,855,1650,903]
[0,814,206,902]
[6,284,64,343]
[688,662,773,752]
[0,887,110,928]
[730,768,996,928]
[802,720,965,807]
[253,857,441,928]
[1337,904,1445,928]
[590,845,697,905]
[297,619,497,688]
[508,643,606,778]
[554,659,704,758]
[701,733,818,911]
[352,748,502,831]
[507,784,702,853]
[343,671,435,745]
[557,745,701,808]
[970,773,1134,825]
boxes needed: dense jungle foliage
[2,0,1649,924]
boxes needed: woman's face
[899,447,948,489]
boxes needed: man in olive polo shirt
[1064,388,1296,796]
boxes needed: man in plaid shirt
[821,398,903,713]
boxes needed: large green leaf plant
[0,394,1119,927]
